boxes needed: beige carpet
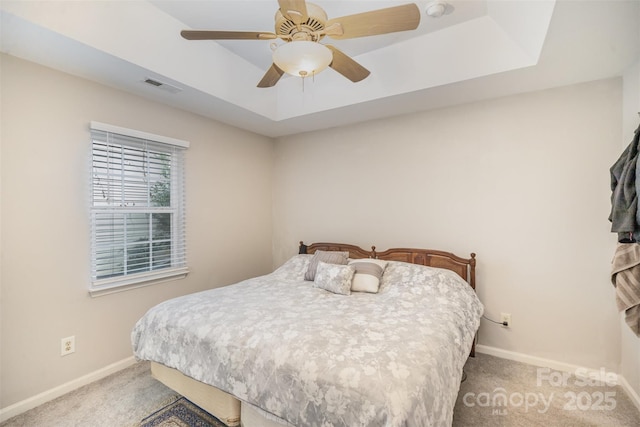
[1,353,638,426]
[0,361,176,427]
[454,354,640,426]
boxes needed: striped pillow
[304,250,349,281]
[348,259,388,293]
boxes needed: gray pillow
[304,250,349,281]
[313,261,355,295]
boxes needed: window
[89,122,188,296]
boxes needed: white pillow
[313,261,355,295]
[348,259,388,293]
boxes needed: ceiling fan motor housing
[275,2,327,41]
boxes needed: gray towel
[609,124,640,242]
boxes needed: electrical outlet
[500,313,511,327]
[61,336,75,356]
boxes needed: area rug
[139,396,228,427]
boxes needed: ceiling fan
[181,0,421,88]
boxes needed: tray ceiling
[1,0,638,137]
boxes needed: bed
[131,242,483,427]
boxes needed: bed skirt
[150,362,296,427]
[150,362,241,427]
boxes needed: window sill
[89,267,189,297]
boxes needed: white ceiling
[1,0,639,137]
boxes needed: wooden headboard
[299,241,476,290]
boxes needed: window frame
[89,122,189,297]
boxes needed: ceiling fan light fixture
[272,41,333,78]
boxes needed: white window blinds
[89,122,188,296]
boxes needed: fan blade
[278,0,308,25]
[326,45,370,83]
[257,64,285,88]
[325,3,420,40]
[181,30,277,40]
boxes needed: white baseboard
[0,356,137,423]
[618,374,640,413]
[476,344,640,413]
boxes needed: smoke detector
[425,1,454,18]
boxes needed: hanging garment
[611,243,640,336]
[609,123,640,242]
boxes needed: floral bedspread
[131,255,483,427]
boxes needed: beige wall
[0,55,274,407]
[2,52,637,413]
[273,78,623,372]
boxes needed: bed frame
[299,241,476,290]
[151,242,478,427]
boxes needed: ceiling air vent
[142,77,182,94]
